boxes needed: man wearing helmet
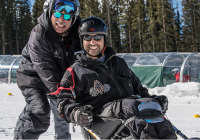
[14,0,82,139]
[53,17,177,139]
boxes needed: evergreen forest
[0,0,200,55]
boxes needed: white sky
[0,82,200,139]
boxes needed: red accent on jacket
[175,71,191,82]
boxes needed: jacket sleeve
[129,69,151,98]
[29,31,62,93]
[117,57,151,98]
[56,70,83,123]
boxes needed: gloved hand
[153,95,168,113]
[71,105,93,127]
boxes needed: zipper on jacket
[97,62,123,98]
[60,38,78,66]
[98,54,115,69]
[101,63,108,69]
[104,55,115,66]
[90,69,99,76]
[106,55,123,98]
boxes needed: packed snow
[0,82,200,139]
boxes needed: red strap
[57,83,60,88]
[66,67,75,89]
[49,67,75,95]
[65,45,70,47]
[102,47,106,53]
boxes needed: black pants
[14,88,70,139]
[81,98,177,139]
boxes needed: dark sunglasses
[83,35,104,41]
[53,11,73,21]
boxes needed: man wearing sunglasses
[14,0,82,139]
[52,17,176,139]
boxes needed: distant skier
[172,68,190,82]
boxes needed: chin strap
[101,47,106,53]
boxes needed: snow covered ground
[0,82,200,139]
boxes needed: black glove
[153,95,168,113]
[71,105,93,127]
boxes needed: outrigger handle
[172,124,188,139]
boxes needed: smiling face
[83,34,104,59]
[51,11,72,34]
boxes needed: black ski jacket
[17,11,82,99]
[56,47,151,122]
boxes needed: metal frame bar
[8,56,22,84]
[0,55,12,83]
[179,53,196,82]
[162,52,176,66]
[121,53,128,58]
[134,54,161,66]
[0,55,11,65]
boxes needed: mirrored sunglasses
[54,0,75,14]
[53,11,72,21]
[83,35,104,41]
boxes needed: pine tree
[174,2,182,52]
[130,0,147,52]
[6,0,15,54]
[120,0,133,52]
[0,0,6,54]
[79,0,87,19]
[146,0,158,52]
[106,0,112,48]
[99,0,112,48]
[13,0,21,54]
[110,0,122,52]
[182,0,199,52]
[155,0,175,52]
[196,1,200,51]
[83,0,100,18]
[100,0,107,20]
[18,0,33,52]
[32,0,45,25]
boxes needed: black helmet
[79,17,108,58]
[43,0,80,33]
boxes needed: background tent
[119,52,200,88]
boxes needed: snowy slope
[0,82,200,139]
